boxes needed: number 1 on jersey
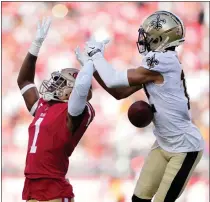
[30,117,44,153]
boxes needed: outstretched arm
[75,46,142,100]
[93,71,142,99]
[84,38,163,88]
[17,17,51,115]
[17,53,40,115]
[91,52,161,88]
[67,60,94,133]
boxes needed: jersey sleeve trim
[30,99,39,116]
[20,83,36,95]
[85,102,95,126]
[86,102,95,117]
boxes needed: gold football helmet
[39,68,79,102]
[137,10,185,54]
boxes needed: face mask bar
[39,72,68,99]
[136,27,150,55]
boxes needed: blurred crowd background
[2,2,209,202]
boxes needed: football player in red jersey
[18,17,143,202]
[17,17,96,202]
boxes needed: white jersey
[141,50,204,153]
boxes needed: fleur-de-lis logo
[150,14,166,31]
[146,54,159,69]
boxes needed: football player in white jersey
[75,10,204,202]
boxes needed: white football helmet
[39,68,79,102]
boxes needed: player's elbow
[110,90,127,100]
[114,96,121,100]
[17,76,24,88]
[114,93,126,100]
[17,73,29,88]
[17,73,21,84]
[17,77,30,89]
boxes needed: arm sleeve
[141,51,174,73]
[68,61,95,116]
[91,52,130,88]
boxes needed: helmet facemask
[136,27,151,55]
[40,70,76,102]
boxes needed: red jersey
[24,98,95,179]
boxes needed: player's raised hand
[84,39,110,57]
[75,46,96,73]
[34,17,52,46]
[75,46,89,66]
[29,17,52,56]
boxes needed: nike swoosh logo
[90,47,95,49]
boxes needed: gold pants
[27,198,74,202]
[134,147,203,202]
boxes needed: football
[128,100,154,128]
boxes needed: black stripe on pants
[132,194,151,202]
[164,151,199,202]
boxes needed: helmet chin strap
[141,50,149,56]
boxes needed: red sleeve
[70,102,95,148]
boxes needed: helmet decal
[149,14,166,31]
[72,72,78,79]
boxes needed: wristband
[88,49,101,57]
[21,83,36,95]
[29,42,42,56]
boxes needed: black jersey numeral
[143,84,150,98]
[181,70,190,110]
[143,84,156,113]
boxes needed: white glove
[75,47,96,73]
[84,39,110,57]
[29,17,52,56]
[75,46,90,66]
